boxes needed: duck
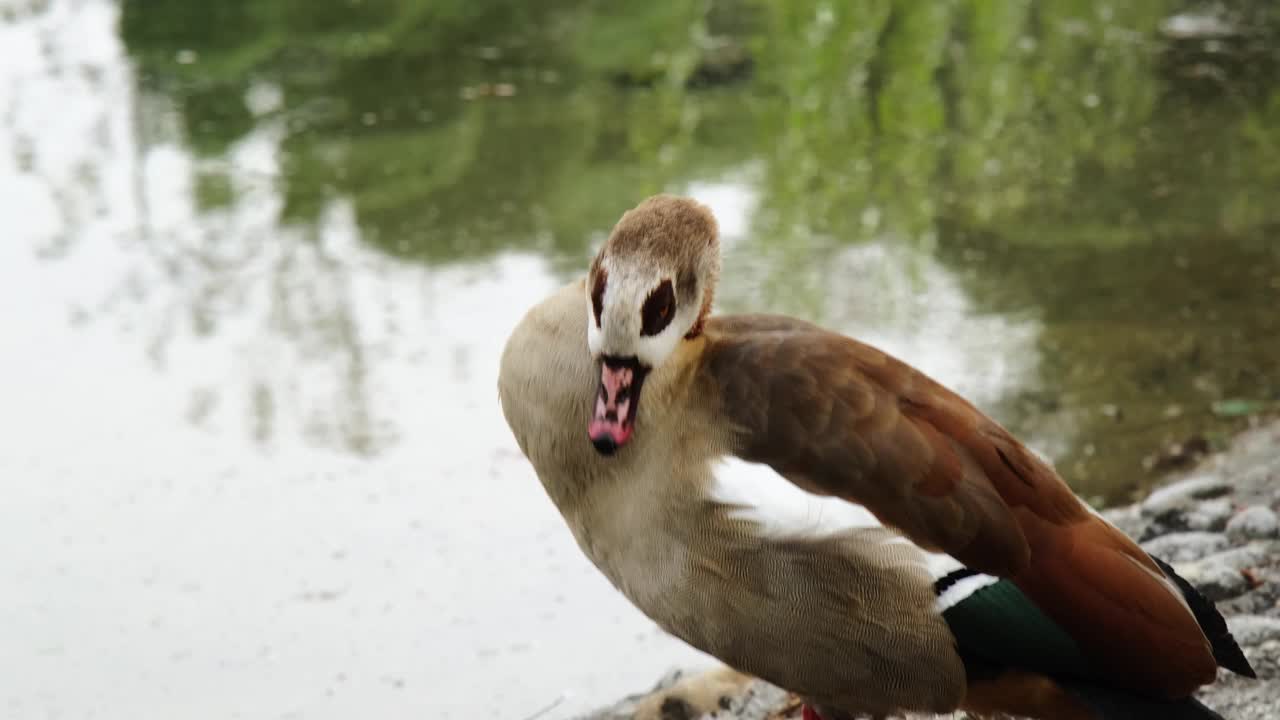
[497,194,1254,719]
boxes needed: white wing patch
[934,573,1000,611]
[710,457,879,535]
[709,458,962,579]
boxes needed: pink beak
[588,359,645,455]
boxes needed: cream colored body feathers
[499,280,966,715]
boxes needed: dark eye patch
[640,279,676,337]
[591,269,607,327]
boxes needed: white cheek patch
[634,301,694,368]
[710,458,963,579]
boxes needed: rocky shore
[582,421,1280,720]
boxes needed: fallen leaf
[1212,399,1268,418]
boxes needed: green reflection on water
[119,0,1280,503]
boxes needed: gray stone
[1227,505,1280,541]
[1183,497,1235,532]
[1197,678,1280,720]
[1198,542,1275,573]
[1227,615,1280,648]
[1142,531,1230,563]
[1238,461,1280,494]
[1141,474,1233,519]
[1170,542,1274,602]
[1174,560,1250,602]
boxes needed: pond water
[2,1,1278,718]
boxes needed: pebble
[1174,560,1249,602]
[1237,460,1280,494]
[1170,542,1274,602]
[1140,474,1232,519]
[1196,542,1275,573]
[1183,497,1235,533]
[1227,615,1280,647]
[1227,505,1280,541]
[1142,531,1230,563]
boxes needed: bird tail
[1149,553,1256,678]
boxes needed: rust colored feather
[701,314,1218,698]
[703,315,1030,575]
[1010,512,1217,697]
[961,670,1095,720]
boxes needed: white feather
[934,572,1000,611]
[709,458,962,579]
[710,458,879,535]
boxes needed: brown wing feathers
[704,315,1029,574]
[703,314,1218,698]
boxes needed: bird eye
[591,270,607,328]
[640,280,675,337]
